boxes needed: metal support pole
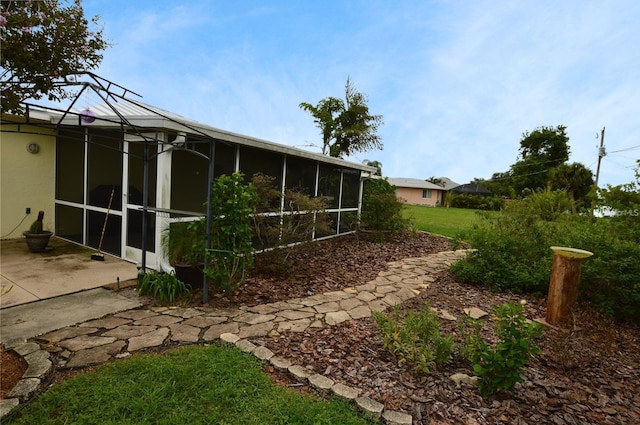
[202,141,216,304]
[141,141,149,273]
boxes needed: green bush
[461,302,542,396]
[204,172,258,292]
[137,271,191,305]
[446,193,505,211]
[361,179,412,236]
[452,189,640,322]
[373,303,454,374]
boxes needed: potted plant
[23,210,53,252]
[161,219,206,288]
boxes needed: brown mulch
[3,232,640,424]
[228,232,640,424]
[0,344,28,400]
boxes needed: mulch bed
[4,232,640,424]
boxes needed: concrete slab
[0,288,141,344]
[1,238,138,308]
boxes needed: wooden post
[546,247,593,325]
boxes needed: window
[422,189,432,199]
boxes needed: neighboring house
[1,100,375,271]
[450,183,492,197]
[387,177,446,206]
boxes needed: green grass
[9,344,376,425]
[403,205,492,238]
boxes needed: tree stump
[546,247,593,325]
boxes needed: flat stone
[395,287,418,301]
[182,315,227,328]
[133,315,182,327]
[246,304,280,315]
[11,342,41,356]
[237,322,275,338]
[23,350,51,378]
[8,378,40,401]
[288,364,310,380]
[339,298,363,311]
[356,291,378,302]
[161,307,205,318]
[277,319,311,333]
[308,373,334,391]
[381,293,402,307]
[235,339,256,353]
[203,322,239,340]
[354,283,376,292]
[325,311,351,326]
[343,287,357,294]
[67,341,126,367]
[253,346,274,361]
[270,356,292,371]
[368,300,389,313]
[114,310,158,321]
[374,285,396,294]
[323,290,352,299]
[219,333,240,344]
[438,309,458,321]
[40,326,98,343]
[168,323,201,343]
[59,335,117,351]
[314,301,340,314]
[79,316,131,329]
[0,398,20,418]
[309,320,324,328]
[348,305,372,320]
[103,325,157,339]
[331,382,360,400]
[234,312,276,325]
[127,328,169,351]
[276,310,315,320]
[356,396,384,419]
[464,307,489,319]
[382,409,413,425]
[204,308,242,318]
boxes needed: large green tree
[0,0,108,112]
[300,77,383,158]
[510,125,570,195]
[548,162,594,212]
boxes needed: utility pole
[594,127,606,188]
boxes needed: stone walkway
[3,250,469,424]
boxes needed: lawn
[9,343,375,425]
[403,205,490,238]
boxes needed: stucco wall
[1,124,56,238]
[395,187,442,206]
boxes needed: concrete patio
[0,237,139,309]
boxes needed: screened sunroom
[50,100,374,274]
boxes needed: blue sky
[78,0,640,187]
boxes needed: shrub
[452,188,640,322]
[446,193,505,211]
[204,173,258,292]
[361,179,412,237]
[137,271,191,305]
[461,302,542,397]
[373,303,454,374]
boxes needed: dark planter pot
[23,231,53,253]
[174,263,205,290]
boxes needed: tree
[363,159,382,176]
[510,125,570,195]
[426,176,445,187]
[0,0,108,112]
[548,162,594,212]
[300,77,383,158]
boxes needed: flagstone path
[4,250,470,424]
